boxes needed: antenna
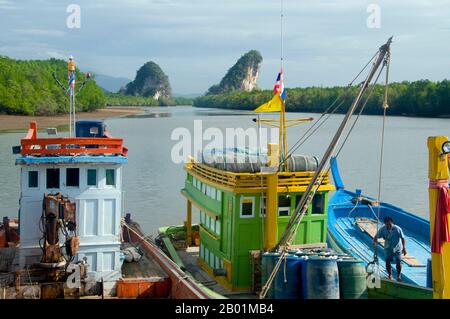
[280,0,284,70]
[52,56,91,137]
[279,0,287,169]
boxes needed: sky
[0,0,449,94]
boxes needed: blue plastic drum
[274,254,302,299]
[261,252,280,299]
[302,256,340,299]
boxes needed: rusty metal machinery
[40,193,79,269]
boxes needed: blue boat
[327,157,431,287]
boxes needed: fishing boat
[0,56,209,299]
[327,157,433,298]
[327,134,450,299]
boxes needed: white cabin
[15,121,128,291]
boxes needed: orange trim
[24,121,37,140]
[20,122,127,156]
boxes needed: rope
[334,59,387,158]
[429,180,450,188]
[282,51,378,165]
[374,52,390,262]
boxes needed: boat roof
[16,121,128,159]
[16,155,127,165]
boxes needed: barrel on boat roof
[202,153,318,173]
[302,256,340,299]
[337,259,368,299]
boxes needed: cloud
[0,0,449,94]
[0,0,18,10]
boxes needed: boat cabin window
[87,169,97,186]
[28,171,38,188]
[278,195,291,216]
[312,193,325,214]
[46,168,60,189]
[295,194,303,208]
[260,196,266,217]
[240,197,254,218]
[215,220,221,235]
[106,169,115,186]
[66,168,79,187]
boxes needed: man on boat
[372,216,407,281]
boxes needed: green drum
[337,259,368,299]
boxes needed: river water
[0,106,448,235]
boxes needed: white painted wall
[18,162,124,281]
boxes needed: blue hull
[327,158,430,287]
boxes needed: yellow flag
[253,94,282,112]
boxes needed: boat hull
[123,220,213,299]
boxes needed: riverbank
[193,79,450,118]
[0,107,144,133]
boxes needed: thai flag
[273,69,286,101]
[68,71,75,89]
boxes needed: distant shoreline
[0,107,144,133]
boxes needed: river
[0,106,448,235]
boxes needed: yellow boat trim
[198,258,251,293]
[185,161,334,194]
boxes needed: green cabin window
[241,197,254,217]
[278,195,291,216]
[215,220,221,235]
[295,194,303,208]
[312,193,325,214]
[28,171,38,188]
[66,168,79,187]
[87,169,97,186]
[106,169,115,186]
[46,168,60,189]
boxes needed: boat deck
[328,189,430,287]
[118,243,171,298]
[175,246,257,299]
[121,243,168,279]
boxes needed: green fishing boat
[152,36,443,299]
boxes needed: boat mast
[52,56,92,137]
[274,37,393,251]
[68,56,76,137]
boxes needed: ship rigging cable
[259,37,393,299]
[280,50,379,170]
[374,51,391,263]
